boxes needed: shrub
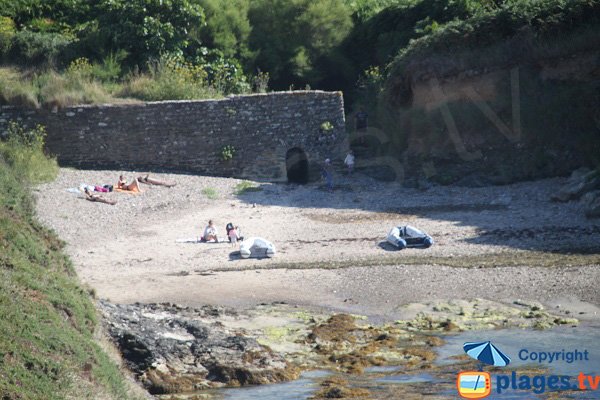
[220,145,236,161]
[118,57,221,101]
[0,68,39,108]
[0,121,57,183]
[91,51,127,82]
[320,121,334,132]
[201,187,219,199]
[0,16,15,56]
[251,69,270,93]
[8,30,73,67]
[36,70,113,108]
[234,180,262,195]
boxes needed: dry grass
[0,67,39,108]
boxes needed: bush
[8,30,73,67]
[118,57,221,101]
[201,187,219,199]
[0,68,39,108]
[0,16,15,56]
[36,70,113,108]
[0,121,57,183]
[220,145,236,161]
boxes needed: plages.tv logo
[457,341,511,399]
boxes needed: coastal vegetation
[1,0,596,107]
[0,123,140,399]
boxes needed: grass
[201,187,219,200]
[0,67,39,108]
[0,123,141,399]
[234,180,263,195]
[0,59,224,109]
[117,59,222,102]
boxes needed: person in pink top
[228,226,240,247]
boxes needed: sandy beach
[35,168,600,320]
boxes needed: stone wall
[0,91,346,181]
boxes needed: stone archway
[286,147,309,184]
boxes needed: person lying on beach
[84,188,116,205]
[137,174,176,188]
[201,220,219,242]
[117,175,141,192]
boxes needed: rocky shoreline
[100,299,581,398]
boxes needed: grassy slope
[0,140,140,399]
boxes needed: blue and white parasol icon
[463,341,511,367]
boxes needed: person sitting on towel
[117,175,141,192]
[202,220,219,242]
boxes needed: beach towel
[175,237,228,243]
[115,187,141,194]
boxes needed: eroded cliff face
[378,50,599,186]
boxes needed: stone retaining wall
[0,91,346,181]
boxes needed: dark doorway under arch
[286,148,309,184]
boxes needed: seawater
[437,324,600,399]
[204,325,600,399]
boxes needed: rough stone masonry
[0,90,347,182]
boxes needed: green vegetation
[0,121,57,182]
[0,122,139,399]
[234,180,263,195]
[2,0,597,108]
[220,145,236,161]
[201,187,219,199]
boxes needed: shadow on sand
[232,175,600,255]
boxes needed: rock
[551,168,600,202]
[417,177,433,191]
[99,301,297,395]
[582,190,600,218]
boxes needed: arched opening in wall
[286,148,309,184]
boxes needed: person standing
[355,107,368,146]
[344,150,355,175]
[322,159,334,192]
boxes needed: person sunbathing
[137,174,176,188]
[117,175,141,192]
[84,188,116,205]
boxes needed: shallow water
[219,370,331,400]
[375,372,435,384]
[438,324,600,399]
[202,325,600,399]
[437,324,600,375]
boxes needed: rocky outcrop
[99,301,298,395]
[551,168,600,202]
[550,168,600,219]
[583,190,600,218]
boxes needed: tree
[248,0,353,89]
[84,0,205,67]
[196,0,253,63]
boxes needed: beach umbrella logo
[463,341,511,367]
[456,341,510,398]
